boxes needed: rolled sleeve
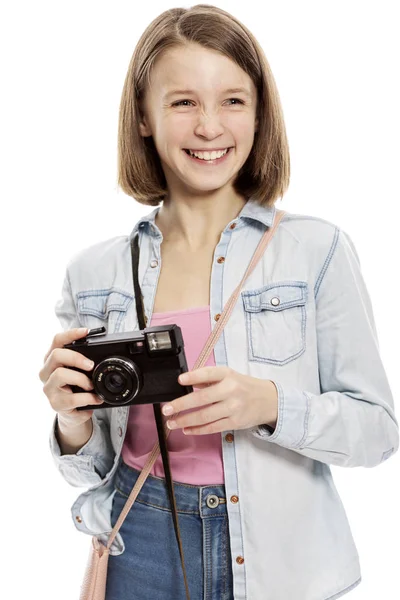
[49,414,111,487]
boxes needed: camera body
[64,325,193,410]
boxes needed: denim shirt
[49,199,398,600]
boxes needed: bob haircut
[117,4,290,207]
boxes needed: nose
[194,111,225,139]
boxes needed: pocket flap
[77,289,133,319]
[242,281,307,313]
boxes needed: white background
[1,1,399,598]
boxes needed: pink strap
[106,208,286,549]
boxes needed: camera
[64,326,193,410]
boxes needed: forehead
[149,44,255,97]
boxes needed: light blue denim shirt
[49,199,398,600]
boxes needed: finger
[183,417,232,436]
[41,327,88,372]
[40,345,94,385]
[163,379,226,417]
[44,368,102,411]
[44,327,88,362]
[47,366,94,396]
[53,389,103,413]
[178,366,230,387]
[168,400,228,431]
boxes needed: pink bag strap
[106,207,286,549]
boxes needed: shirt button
[214,313,221,321]
[217,256,225,264]
[150,259,158,268]
[270,297,280,306]
[118,427,123,437]
[230,495,239,504]
[229,223,237,230]
[236,556,245,564]
[75,515,82,523]
[144,315,148,324]
[225,433,234,443]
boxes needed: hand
[39,327,104,430]
[162,366,278,435]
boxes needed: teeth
[187,148,229,160]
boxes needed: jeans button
[206,494,220,508]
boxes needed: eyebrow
[163,87,252,100]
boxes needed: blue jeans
[105,458,234,600]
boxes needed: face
[138,43,258,198]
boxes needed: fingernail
[78,328,88,334]
[84,359,94,369]
[163,405,173,416]
[167,420,176,429]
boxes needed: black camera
[64,326,193,410]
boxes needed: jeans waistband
[114,458,228,518]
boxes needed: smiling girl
[41,5,398,600]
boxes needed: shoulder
[65,234,132,286]
[278,209,356,262]
[279,210,340,245]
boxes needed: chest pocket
[241,281,308,365]
[76,288,134,334]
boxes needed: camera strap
[105,207,286,599]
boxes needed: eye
[227,98,244,105]
[171,98,245,107]
[172,100,193,107]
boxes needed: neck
[155,193,247,252]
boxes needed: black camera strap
[130,232,191,600]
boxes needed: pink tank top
[121,305,224,485]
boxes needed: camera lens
[104,372,126,393]
[92,357,142,405]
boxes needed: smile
[183,147,233,164]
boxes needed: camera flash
[147,331,173,352]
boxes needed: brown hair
[117,4,290,207]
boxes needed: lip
[184,147,233,152]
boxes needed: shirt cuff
[49,415,105,487]
[250,380,310,449]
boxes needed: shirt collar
[129,197,277,239]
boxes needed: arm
[251,227,399,468]
[48,269,115,487]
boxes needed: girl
[40,5,398,600]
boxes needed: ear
[139,116,152,138]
